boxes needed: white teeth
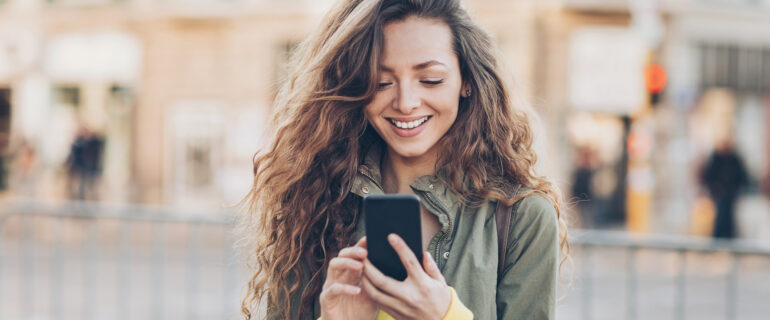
[390,116,429,129]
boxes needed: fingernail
[388,234,398,243]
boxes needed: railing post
[675,249,686,320]
[117,221,132,320]
[224,230,236,318]
[152,224,166,320]
[627,247,637,320]
[51,217,63,320]
[84,220,97,320]
[20,216,33,319]
[185,223,201,320]
[581,245,593,320]
[726,252,739,320]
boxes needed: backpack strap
[496,186,524,278]
[495,201,511,279]
[495,200,512,277]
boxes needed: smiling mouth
[387,116,431,129]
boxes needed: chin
[388,144,431,159]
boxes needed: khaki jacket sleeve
[495,194,559,320]
[265,263,319,320]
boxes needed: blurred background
[0,0,769,319]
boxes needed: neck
[381,146,439,194]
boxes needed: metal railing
[2,197,769,320]
[570,229,770,320]
[0,197,245,320]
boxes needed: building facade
[534,0,770,234]
[0,0,536,207]
[2,0,768,236]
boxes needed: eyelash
[376,79,445,89]
[421,79,444,86]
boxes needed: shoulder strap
[495,200,512,277]
[495,186,524,278]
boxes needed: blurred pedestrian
[239,1,567,319]
[0,94,9,191]
[8,138,39,196]
[700,139,749,239]
[66,126,105,200]
[571,145,598,227]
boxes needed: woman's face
[364,16,465,160]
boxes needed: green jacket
[268,147,559,320]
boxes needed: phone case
[363,194,423,281]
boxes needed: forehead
[380,16,457,68]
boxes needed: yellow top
[320,287,473,320]
[375,287,472,320]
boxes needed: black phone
[363,194,423,281]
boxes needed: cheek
[363,103,378,123]
[431,94,460,118]
[364,94,389,120]
[431,84,461,114]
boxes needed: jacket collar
[351,145,463,227]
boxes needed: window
[184,139,213,188]
[46,0,126,6]
[107,85,134,110]
[698,0,762,6]
[165,102,225,207]
[699,43,770,94]
[52,85,81,109]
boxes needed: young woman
[240,0,568,319]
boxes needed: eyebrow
[379,60,447,72]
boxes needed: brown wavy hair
[239,0,569,319]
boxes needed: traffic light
[645,64,666,106]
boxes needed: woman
[240,0,568,319]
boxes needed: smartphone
[363,194,423,281]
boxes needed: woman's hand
[320,237,378,320]
[361,234,451,320]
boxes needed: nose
[394,83,420,114]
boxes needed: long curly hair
[239,0,569,319]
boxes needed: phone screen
[363,194,423,281]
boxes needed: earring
[465,89,472,97]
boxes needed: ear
[460,82,471,98]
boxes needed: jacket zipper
[358,167,383,191]
[359,167,449,264]
[424,192,451,264]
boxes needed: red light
[645,64,667,94]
